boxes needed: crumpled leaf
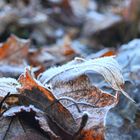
[17,67,83,139]
[39,56,134,103]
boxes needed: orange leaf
[0,34,30,65]
[18,67,81,139]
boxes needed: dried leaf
[39,56,134,102]
[0,34,30,65]
[18,67,80,139]
[40,74,119,139]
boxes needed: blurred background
[0,0,140,140]
[1,0,140,47]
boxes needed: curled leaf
[17,67,83,139]
[40,74,119,139]
[39,56,134,103]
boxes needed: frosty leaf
[3,105,42,117]
[42,74,119,139]
[40,56,123,89]
[18,67,82,139]
[48,75,118,120]
[0,77,20,98]
[39,56,135,103]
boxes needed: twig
[58,97,81,113]
[44,96,81,113]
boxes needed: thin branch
[45,97,81,113]
[58,97,81,113]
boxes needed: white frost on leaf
[39,56,135,103]
[3,105,42,117]
[0,77,20,98]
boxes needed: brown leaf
[18,67,80,139]
[0,35,30,77]
[39,65,119,139]
[0,34,30,65]
[40,74,118,139]
[45,75,119,123]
